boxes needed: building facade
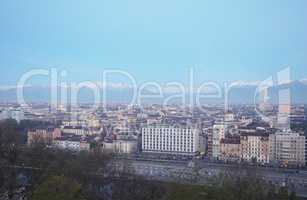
[212,124,226,159]
[103,139,138,154]
[240,132,270,164]
[220,136,241,161]
[269,131,305,167]
[204,128,213,157]
[61,126,90,136]
[141,125,204,155]
[53,137,90,151]
[27,127,61,145]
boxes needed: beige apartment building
[220,136,241,161]
[27,127,61,145]
[269,131,305,167]
[240,132,270,164]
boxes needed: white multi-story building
[62,120,87,127]
[212,124,227,158]
[141,125,204,155]
[103,139,138,154]
[61,126,90,136]
[269,131,305,166]
[53,137,90,151]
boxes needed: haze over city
[1,1,307,200]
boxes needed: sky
[0,0,307,87]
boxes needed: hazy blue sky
[0,0,306,86]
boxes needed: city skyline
[1,1,307,199]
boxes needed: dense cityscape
[1,101,307,199]
[1,0,307,199]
